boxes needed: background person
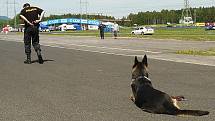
[2,25,9,34]
[20,3,45,64]
[98,22,106,39]
[112,22,119,39]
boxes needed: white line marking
[150,57,215,67]
[45,44,215,67]
[44,42,161,54]
[0,38,161,54]
[1,38,215,67]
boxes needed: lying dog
[130,55,209,116]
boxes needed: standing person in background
[2,25,9,34]
[113,22,119,39]
[98,22,106,39]
[20,3,45,64]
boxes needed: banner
[41,18,100,26]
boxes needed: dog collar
[144,76,151,81]
[133,76,151,81]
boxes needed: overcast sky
[0,0,214,18]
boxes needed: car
[131,26,154,35]
[205,25,215,30]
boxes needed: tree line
[126,6,215,26]
[1,6,215,28]
[43,13,115,21]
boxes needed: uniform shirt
[98,24,106,32]
[20,6,43,28]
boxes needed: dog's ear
[142,55,148,67]
[133,56,139,68]
[134,56,138,64]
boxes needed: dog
[130,55,209,116]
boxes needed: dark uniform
[20,4,44,64]
[98,24,105,39]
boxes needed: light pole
[85,0,88,19]
[80,0,82,30]
[6,0,17,28]
[80,0,89,30]
[6,0,9,25]
[14,0,17,28]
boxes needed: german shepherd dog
[130,55,209,116]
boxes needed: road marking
[1,38,215,67]
[0,38,161,54]
[45,44,215,67]
[44,42,161,54]
[150,57,215,67]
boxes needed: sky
[0,0,214,18]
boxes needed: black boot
[38,55,44,64]
[36,50,44,64]
[24,55,31,64]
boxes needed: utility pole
[80,0,89,19]
[85,0,89,19]
[14,0,17,28]
[194,9,197,23]
[6,0,9,25]
[180,0,193,24]
[80,0,82,29]
[80,0,89,30]
[6,0,18,27]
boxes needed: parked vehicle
[131,26,154,35]
[205,22,215,30]
[205,25,215,30]
[59,24,76,31]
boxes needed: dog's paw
[172,96,188,101]
[130,95,135,102]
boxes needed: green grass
[37,26,215,41]
[152,28,215,41]
[130,27,215,41]
[176,48,215,56]
[115,27,215,41]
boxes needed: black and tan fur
[130,55,209,116]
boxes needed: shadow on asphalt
[31,59,54,64]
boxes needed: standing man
[98,22,105,39]
[20,3,45,64]
[112,22,119,39]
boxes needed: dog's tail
[176,109,209,116]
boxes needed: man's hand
[33,20,41,24]
[28,22,34,26]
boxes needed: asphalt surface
[1,33,215,66]
[0,34,214,121]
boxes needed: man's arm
[20,15,33,26]
[34,11,45,24]
[39,11,45,21]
